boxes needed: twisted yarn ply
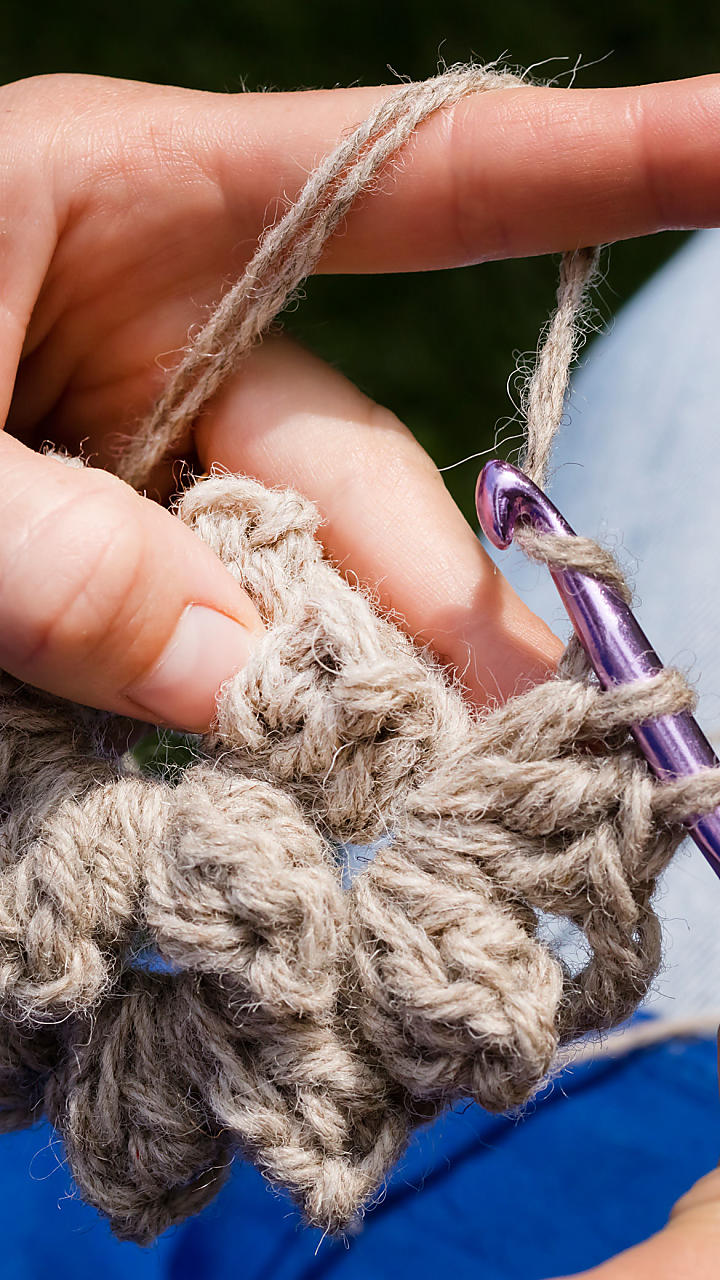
[1,65,718,1244]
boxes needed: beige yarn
[1,64,719,1245]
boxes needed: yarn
[118,62,527,490]
[1,64,719,1245]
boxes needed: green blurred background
[2,1,715,517]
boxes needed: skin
[1,71,720,1269]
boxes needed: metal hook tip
[476,459,561,548]
[475,459,515,549]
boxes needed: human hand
[2,72,720,731]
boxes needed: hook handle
[476,459,720,879]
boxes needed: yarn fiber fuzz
[0,63,716,1244]
[0,473,698,1242]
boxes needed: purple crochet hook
[476,458,720,880]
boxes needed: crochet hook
[475,458,720,880]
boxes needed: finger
[204,73,720,272]
[0,119,56,426]
[0,432,262,731]
[194,335,562,706]
[10,72,720,471]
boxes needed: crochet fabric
[0,473,692,1241]
[0,64,710,1243]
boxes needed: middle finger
[193,333,561,707]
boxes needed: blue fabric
[499,229,720,1020]
[6,232,720,1280]
[0,1031,716,1279]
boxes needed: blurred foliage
[132,727,201,784]
[2,0,711,516]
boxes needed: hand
[3,71,720,1276]
[2,71,720,730]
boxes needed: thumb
[0,432,262,731]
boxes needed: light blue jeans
[500,229,720,1019]
[345,231,720,1020]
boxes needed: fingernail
[126,605,257,731]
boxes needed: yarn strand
[0,65,715,1244]
[120,64,531,489]
[522,245,601,489]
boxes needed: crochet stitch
[1,64,718,1243]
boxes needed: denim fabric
[498,230,720,1017]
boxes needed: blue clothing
[0,1031,717,1280]
[4,230,720,1277]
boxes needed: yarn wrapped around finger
[1,60,719,1245]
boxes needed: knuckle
[445,94,509,265]
[0,74,143,202]
[632,89,674,228]
[446,98,481,265]
[327,400,441,514]
[0,75,92,193]
[0,72,100,107]
[363,400,445,488]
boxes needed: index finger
[215,74,720,272]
